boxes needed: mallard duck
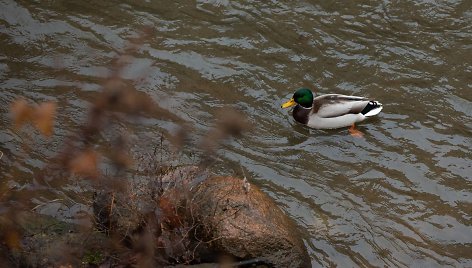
[281,88,382,136]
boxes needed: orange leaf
[33,101,57,137]
[69,149,100,178]
[10,98,33,129]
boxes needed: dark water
[1,0,471,266]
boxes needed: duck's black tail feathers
[361,101,383,117]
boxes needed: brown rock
[192,176,310,267]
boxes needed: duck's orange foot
[348,124,364,138]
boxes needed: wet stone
[192,176,310,268]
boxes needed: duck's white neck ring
[299,105,312,110]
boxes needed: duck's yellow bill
[281,98,296,108]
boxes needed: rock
[2,211,108,267]
[91,167,310,267]
[192,176,310,268]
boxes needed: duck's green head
[281,88,313,108]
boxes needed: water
[1,0,471,266]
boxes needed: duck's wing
[313,94,370,118]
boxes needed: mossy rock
[3,211,107,267]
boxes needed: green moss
[18,212,71,236]
[82,250,104,265]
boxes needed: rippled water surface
[1,0,471,266]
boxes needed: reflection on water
[1,0,471,266]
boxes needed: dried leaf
[69,149,100,178]
[201,109,251,153]
[10,98,33,129]
[111,152,133,168]
[165,127,188,149]
[216,109,251,136]
[33,101,57,136]
[109,135,133,168]
[4,229,21,250]
[158,196,181,228]
[159,197,175,216]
